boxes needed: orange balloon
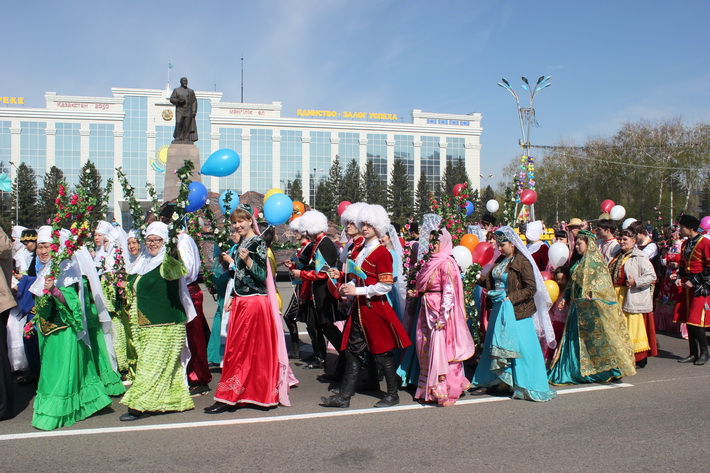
[460,233,480,252]
[292,201,305,217]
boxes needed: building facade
[0,87,482,225]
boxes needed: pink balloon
[701,216,710,231]
[601,199,615,213]
[540,271,553,281]
[453,183,465,196]
[471,242,495,266]
[520,189,538,205]
[337,201,352,216]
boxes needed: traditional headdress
[298,210,328,236]
[340,202,367,227]
[678,214,700,230]
[20,229,37,242]
[37,226,53,244]
[354,204,390,237]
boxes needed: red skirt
[214,295,279,407]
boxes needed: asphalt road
[2,283,710,472]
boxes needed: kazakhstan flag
[314,249,329,273]
[346,259,367,280]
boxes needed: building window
[280,130,302,195]
[196,99,212,164]
[394,134,415,188]
[123,96,147,198]
[338,132,359,163]
[446,137,465,167]
[309,131,331,205]
[366,133,387,181]
[0,121,10,167]
[20,121,47,175]
[89,123,115,207]
[250,128,273,193]
[421,136,440,192]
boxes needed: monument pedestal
[164,143,201,202]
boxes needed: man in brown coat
[0,227,18,420]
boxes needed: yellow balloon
[264,188,284,203]
[544,279,560,303]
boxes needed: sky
[3,0,709,189]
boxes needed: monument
[164,77,202,201]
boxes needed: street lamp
[311,167,324,208]
[9,161,18,225]
[498,75,552,221]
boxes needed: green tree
[387,158,413,226]
[322,155,343,220]
[361,159,386,206]
[13,163,39,227]
[439,160,457,197]
[341,159,362,204]
[415,172,430,216]
[38,166,65,225]
[286,171,305,203]
[314,180,330,215]
[76,160,104,227]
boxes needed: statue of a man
[170,77,198,143]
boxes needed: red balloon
[600,199,615,213]
[337,201,352,216]
[540,271,553,281]
[471,242,495,266]
[453,183,465,196]
[520,189,538,205]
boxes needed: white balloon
[548,242,569,269]
[609,205,626,221]
[486,199,500,213]
[451,245,473,271]
[622,218,637,230]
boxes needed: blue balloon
[465,200,474,217]
[263,193,293,226]
[219,190,238,216]
[202,149,241,177]
[186,181,209,212]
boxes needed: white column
[209,131,221,192]
[272,133,282,189]
[9,123,20,176]
[80,125,90,166]
[240,132,251,194]
[113,130,124,225]
[301,134,311,206]
[358,135,367,169]
[413,140,422,190]
[45,126,56,170]
[465,142,482,191]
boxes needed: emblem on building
[162,109,173,121]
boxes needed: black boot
[321,351,360,408]
[694,327,709,365]
[359,351,381,392]
[288,340,300,360]
[374,353,400,408]
[678,327,699,363]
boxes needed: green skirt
[32,328,112,431]
[120,323,194,413]
[84,286,125,397]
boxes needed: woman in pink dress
[408,228,475,406]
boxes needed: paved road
[2,284,709,472]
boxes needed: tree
[322,155,343,220]
[76,160,104,227]
[38,166,65,225]
[439,160,457,198]
[286,171,305,203]
[13,163,39,227]
[314,180,330,215]
[361,159,386,206]
[453,157,470,188]
[415,172,430,216]
[341,159,362,204]
[387,158,413,226]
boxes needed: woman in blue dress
[471,226,556,402]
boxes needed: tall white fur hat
[355,204,390,237]
[340,202,367,227]
[298,210,328,236]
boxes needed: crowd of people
[1,198,708,431]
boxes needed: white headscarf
[497,225,556,349]
[37,226,53,244]
[526,220,545,254]
[128,222,167,276]
[385,224,406,321]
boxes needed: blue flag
[346,259,367,280]
[314,249,329,273]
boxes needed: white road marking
[0,382,632,442]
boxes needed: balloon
[460,234,479,252]
[601,199,615,213]
[540,271,553,281]
[609,205,626,221]
[337,201,352,216]
[545,279,560,303]
[464,200,475,216]
[292,201,305,218]
[185,182,208,212]
[451,245,473,271]
[264,188,284,203]
[471,242,495,266]
[201,148,241,177]
[622,218,637,230]
[486,199,499,213]
[219,190,237,216]
[263,193,293,226]
[548,242,569,269]
[520,189,538,205]
[453,183,465,196]
[700,216,710,231]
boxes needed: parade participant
[654,225,684,333]
[321,204,411,409]
[13,227,33,275]
[14,229,41,385]
[567,218,583,237]
[525,220,549,271]
[119,222,194,421]
[0,226,18,421]
[339,202,367,265]
[290,210,343,374]
[205,204,295,413]
[543,266,569,361]
[407,227,475,406]
[159,204,211,397]
[548,231,636,384]
[471,226,556,402]
[380,224,406,321]
[629,221,660,266]
[207,225,239,365]
[282,218,310,360]
[673,215,710,365]
[120,229,143,380]
[608,229,658,368]
[596,219,621,263]
[7,229,36,375]
[479,214,497,233]
[29,226,112,430]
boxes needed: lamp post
[311,167,324,208]
[9,161,18,225]
[498,75,552,221]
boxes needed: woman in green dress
[119,222,194,421]
[30,226,112,431]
